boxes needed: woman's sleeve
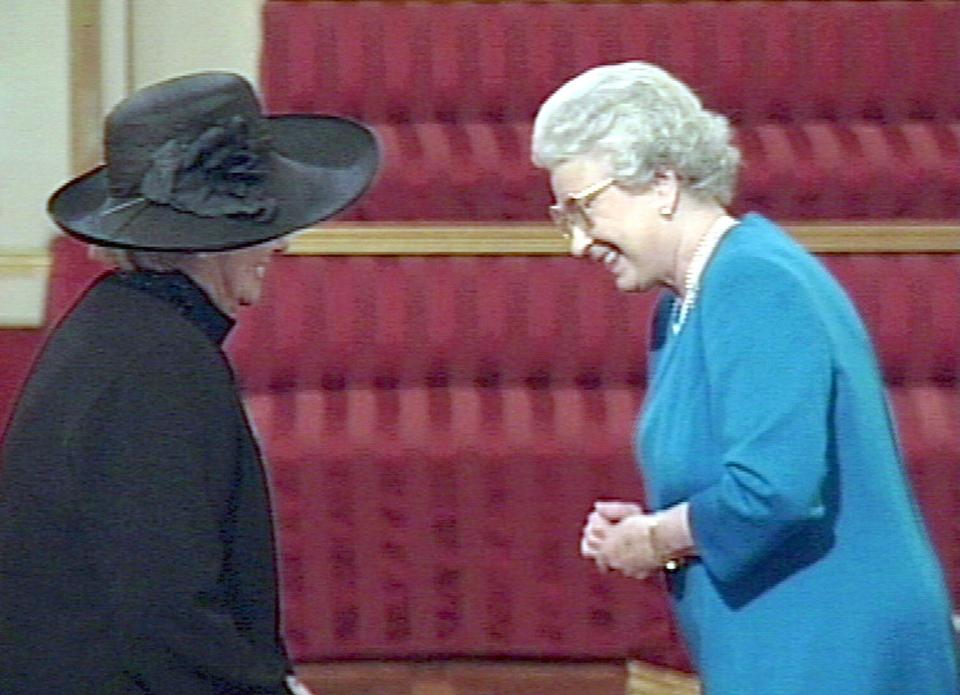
[82,346,290,694]
[686,255,834,584]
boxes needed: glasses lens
[549,204,572,239]
[549,204,565,226]
[570,205,591,231]
[551,186,602,239]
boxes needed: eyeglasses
[549,177,616,240]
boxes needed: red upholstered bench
[13,235,960,672]
[232,255,679,663]
[5,0,958,676]
[220,250,960,669]
[262,0,960,221]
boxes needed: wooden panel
[290,222,960,255]
[295,660,700,695]
[69,0,102,174]
[269,1,704,3]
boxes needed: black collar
[110,270,235,345]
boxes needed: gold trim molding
[1,221,955,327]
[294,659,698,695]
[0,223,956,275]
[290,221,960,255]
[70,0,103,175]
[0,252,53,272]
[627,659,700,694]
[289,224,564,255]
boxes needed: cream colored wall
[0,1,71,325]
[0,0,263,326]
[127,0,261,97]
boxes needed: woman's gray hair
[531,61,741,205]
[88,246,200,272]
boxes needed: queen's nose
[569,225,593,257]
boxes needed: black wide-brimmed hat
[48,72,379,251]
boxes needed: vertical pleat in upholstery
[253,0,960,669]
[890,387,960,601]
[890,0,960,121]
[234,251,960,664]
[235,256,684,663]
[262,1,960,221]
[823,254,960,599]
[825,255,960,387]
[234,257,655,390]
[249,384,680,660]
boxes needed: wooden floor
[296,660,700,695]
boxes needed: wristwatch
[647,515,689,573]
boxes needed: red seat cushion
[262,1,960,221]
[224,251,960,664]
[322,121,960,222]
[249,385,692,665]
[263,1,960,125]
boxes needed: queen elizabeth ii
[533,61,958,693]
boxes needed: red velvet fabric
[253,2,960,666]
[263,1,960,124]
[223,253,960,667]
[261,0,960,221]
[4,0,959,670]
[0,239,102,434]
[0,331,42,433]
[6,241,958,669]
[232,256,651,391]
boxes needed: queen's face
[550,158,674,293]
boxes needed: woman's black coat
[0,273,292,694]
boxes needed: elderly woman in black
[0,73,378,695]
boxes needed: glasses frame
[549,177,617,240]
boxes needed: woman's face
[214,237,289,314]
[550,158,675,293]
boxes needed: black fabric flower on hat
[141,116,278,222]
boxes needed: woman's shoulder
[722,213,802,257]
[68,276,232,377]
[702,213,857,339]
[710,213,824,288]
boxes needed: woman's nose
[569,226,593,257]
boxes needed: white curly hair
[87,246,196,271]
[531,61,740,205]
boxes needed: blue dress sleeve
[687,254,833,583]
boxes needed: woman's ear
[654,170,681,220]
[653,169,680,192]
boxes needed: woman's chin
[612,270,643,293]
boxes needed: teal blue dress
[640,214,958,693]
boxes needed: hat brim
[48,115,379,252]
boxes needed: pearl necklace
[671,214,738,334]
